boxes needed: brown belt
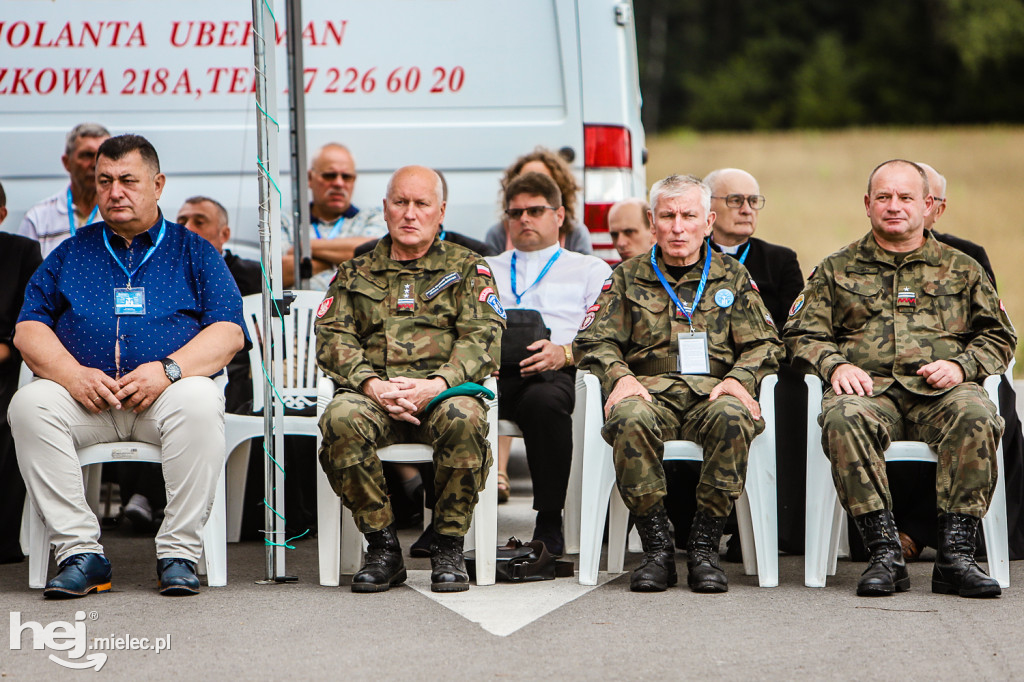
[628,356,678,376]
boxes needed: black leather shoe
[686,511,728,593]
[44,553,112,599]
[531,514,565,557]
[352,526,406,593]
[157,558,200,596]
[430,533,469,592]
[932,513,1001,598]
[630,509,677,592]
[853,509,909,597]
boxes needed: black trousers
[0,421,25,561]
[498,368,575,513]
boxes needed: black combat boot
[932,513,1001,598]
[630,508,677,592]
[852,509,909,596]
[430,533,470,593]
[686,511,729,593]
[351,525,406,593]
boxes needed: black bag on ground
[465,536,574,582]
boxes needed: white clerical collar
[713,239,746,255]
[514,242,561,262]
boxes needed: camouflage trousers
[820,382,1003,518]
[318,390,491,537]
[601,388,764,518]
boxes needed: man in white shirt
[486,172,612,554]
[18,122,111,258]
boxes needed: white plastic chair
[22,442,228,588]
[577,372,779,587]
[803,368,1012,588]
[316,376,500,586]
[223,291,325,542]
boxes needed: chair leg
[339,508,363,576]
[316,460,342,587]
[26,496,50,589]
[740,433,779,587]
[606,490,630,574]
[579,436,618,584]
[471,450,498,586]
[201,468,228,587]
[805,449,840,587]
[83,463,103,517]
[982,441,1010,588]
[224,440,252,543]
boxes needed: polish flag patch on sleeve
[601,278,613,292]
[477,264,492,278]
[316,296,334,318]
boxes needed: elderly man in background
[607,197,655,263]
[19,122,111,257]
[283,143,387,288]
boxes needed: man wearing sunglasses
[283,143,387,288]
[486,172,611,556]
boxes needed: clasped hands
[363,376,448,425]
[72,361,172,415]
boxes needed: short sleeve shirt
[19,216,247,379]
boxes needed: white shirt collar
[513,242,561,262]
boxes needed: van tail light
[583,125,633,264]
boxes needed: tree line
[634,0,1024,132]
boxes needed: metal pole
[286,0,311,289]
[250,0,287,582]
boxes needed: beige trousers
[9,377,224,564]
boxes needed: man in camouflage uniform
[316,165,505,593]
[574,174,783,593]
[784,159,1016,598]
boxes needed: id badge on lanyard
[677,331,710,374]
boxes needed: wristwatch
[160,358,182,383]
[562,344,574,368]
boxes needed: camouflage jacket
[574,244,783,397]
[315,235,505,391]
[783,231,1016,395]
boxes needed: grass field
[646,125,1024,374]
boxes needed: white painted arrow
[48,652,107,671]
[404,569,617,637]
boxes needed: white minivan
[0,0,646,261]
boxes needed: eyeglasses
[505,206,558,220]
[317,171,357,183]
[712,194,766,210]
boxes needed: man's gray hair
[648,174,711,216]
[65,122,111,156]
[183,195,230,226]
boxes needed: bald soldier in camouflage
[575,174,783,593]
[316,165,505,594]
[784,159,1016,598]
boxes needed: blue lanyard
[649,242,712,328]
[312,214,349,240]
[66,188,99,238]
[510,248,562,305]
[738,242,751,265]
[102,220,167,287]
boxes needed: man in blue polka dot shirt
[10,134,248,598]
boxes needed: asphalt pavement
[4,393,1024,681]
